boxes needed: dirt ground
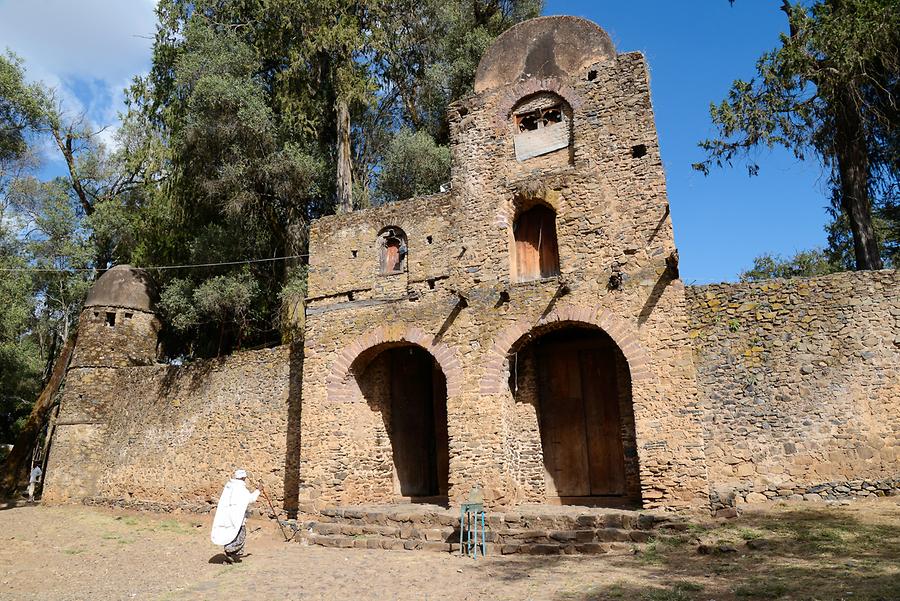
[0,498,898,601]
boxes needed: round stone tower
[72,265,160,368]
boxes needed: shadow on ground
[546,504,900,601]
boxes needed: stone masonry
[42,17,899,518]
[688,270,900,509]
[300,16,708,511]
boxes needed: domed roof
[84,265,156,312]
[474,16,616,93]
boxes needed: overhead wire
[0,253,310,273]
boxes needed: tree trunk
[336,100,353,214]
[0,335,76,495]
[833,92,883,270]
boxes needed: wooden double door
[537,337,627,498]
[387,347,449,498]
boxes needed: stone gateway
[42,17,899,521]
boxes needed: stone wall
[300,46,710,511]
[687,270,900,509]
[72,306,160,368]
[43,345,302,513]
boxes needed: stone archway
[480,305,650,507]
[479,305,650,395]
[327,325,463,403]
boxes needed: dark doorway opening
[512,326,640,507]
[359,345,449,502]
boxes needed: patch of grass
[638,539,663,564]
[737,527,763,541]
[116,516,139,526]
[685,523,708,536]
[101,533,120,540]
[642,582,704,601]
[733,579,789,599]
[154,519,193,535]
[62,547,85,555]
[659,534,692,548]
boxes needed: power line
[0,254,310,273]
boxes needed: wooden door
[538,339,626,497]
[514,205,560,282]
[390,348,438,497]
[580,347,626,495]
[538,345,591,495]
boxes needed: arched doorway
[511,325,640,505]
[354,344,449,501]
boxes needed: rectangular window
[105,312,116,327]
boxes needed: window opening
[105,312,116,327]
[513,204,560,282]
[124,312,133,320]
[515,105,563,133]
[631,144,648,158]
[379,227,408,275]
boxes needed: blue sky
[544,1,833,283]
[0,1,833,283]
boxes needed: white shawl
[211,479,260,545]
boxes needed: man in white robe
[211,469,260,562]
[27,465,42,502]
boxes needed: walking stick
[257,481,291,542]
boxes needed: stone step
[307,521,459,542]
[495,527,652,544]
[302,531,642,556]
[315,506,680,532]
[304,533,474,553]
[302,504,682,555]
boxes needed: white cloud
[0,0,157,141]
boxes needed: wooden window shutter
[514,205,560,282]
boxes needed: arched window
[513,204,560,282]
[511,92,572,162]
[378,226,407,275]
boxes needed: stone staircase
[298,503,689,555]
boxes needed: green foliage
[280,266,309,301]
[119,0,540,357]
[0,228,41,443]
[1,1,542,369]
[0,51,45,168]
[740,248,840,281]
[0,55,106,439]
[827,191,900,268]
[376,129,451,203]
[697,0,900,269]
[158,268,263,356]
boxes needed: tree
[122,0,542,356]
[376,129,451,203]
[740,248,839,281]
[696,0,899,270]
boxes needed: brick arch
[493,77,583,133]
[494,184,564,231]
[479,305,651,395]
[326,326,463,402]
